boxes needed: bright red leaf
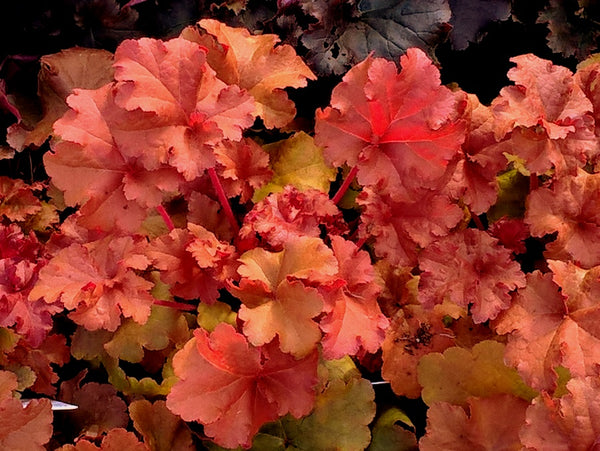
[488,217,529,254]
[0,224,62,346]
[315,48,467,201]
[418,228,526,323]
[166,323,318,449]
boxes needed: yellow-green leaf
[417,340,537,407]
[196,301,237,332]
[253,132,335,201]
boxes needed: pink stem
[153,299,197,311]
[331,166,359,205]
[156,205,175,231]
[469,209,485,231]
[208,167,239,234]
[353,236,368,255]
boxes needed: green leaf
[417,340,538,407]
[281,358,376,451]
[253,132,336,201]
[196,301,237,332]
[104,355,178,397]
[487,168,529,222]
[282,377,375,450]
[104,306,190,363]
[368,408,418,451]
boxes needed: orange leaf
[183,19,315,128]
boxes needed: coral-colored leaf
[0,370,17,400]
[491,54,597,175]
[214,138,272,202]
[236,236,338,288]
[315,48,467,201]
[59,428,148,451]
[319,236,388,359]
[494,269,600,392]
[184,19,315,128]
[114,36,255,141]
[8,48,114,150]
[29,235,154,331]
[447,94,506,214]
[231,237,338,356]
[238,279,324,357]
[112,36,255,180]
[418,228,526,323]
[241,186,346,248]
[358,188,463,267]
[166,323,318,449]
[146,225,233,303]
[48,84,184,232]
[420,394,529,450]
[525,168,600,267]
[0,398,52,451]
[520,377,600,449]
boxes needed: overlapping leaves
[5,11,600,450]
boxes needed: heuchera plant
[4,17,600,450]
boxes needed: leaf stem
[156,205,175,231]
[353,236,368,255]
[331,166,359,204]
[469,208,485,231]
[153,299,197,311]
[208,167,239,234]
[529,174,539,191]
